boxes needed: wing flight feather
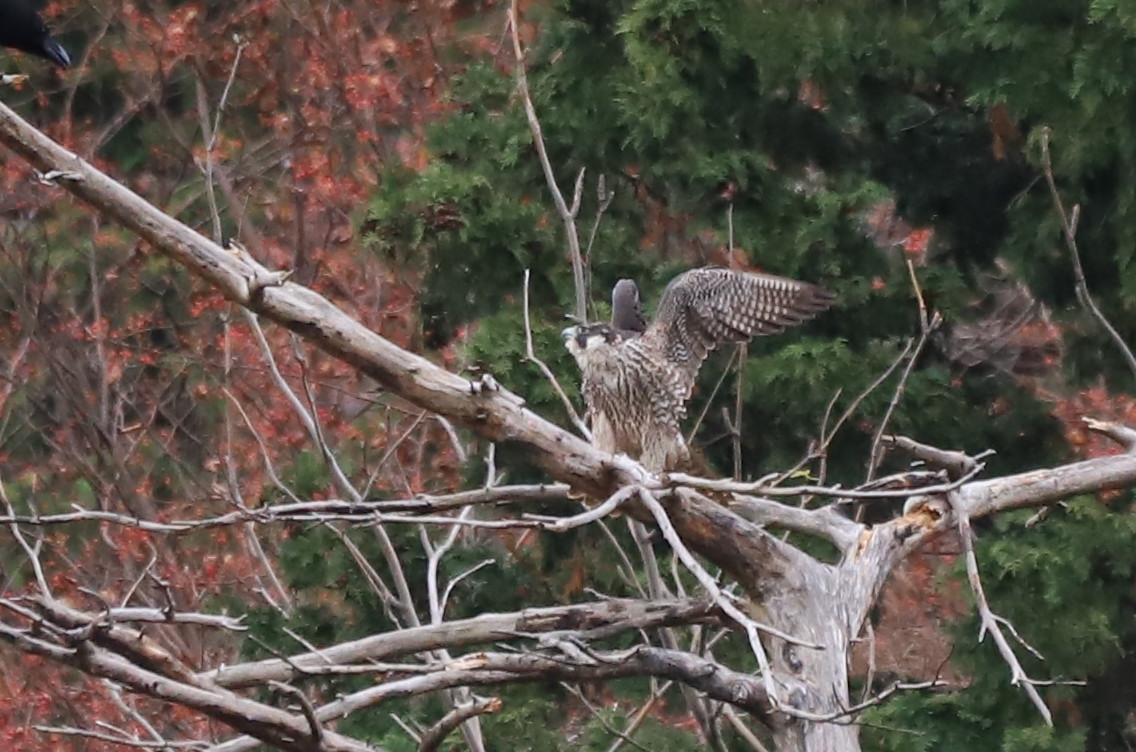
[643,267,835,395]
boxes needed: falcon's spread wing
[643,267,835,395]
[561,266,834,473]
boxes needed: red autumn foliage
[1053,385,1136,460]
[0,1,503,747]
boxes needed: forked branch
[948,492,1051,724]
[508,0,588,320]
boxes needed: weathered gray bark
[206,596,721,689]
[3,99,1136,752]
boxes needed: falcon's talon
[468,373,500,394]
[37,169,83,185]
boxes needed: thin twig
[0,476,51,598]
[947,491,1053,725]
[522,269,590,438]
[727,202,745,480]
[1039,128,1136,382]
[603,685,668,752]
[33,726,206,749]
[193,38,246,242]
[583,175,616,319]
[508,1,587,320]
[866,259,941,482]
[775,338,913,487]
[561,682,655,752]
[686,347,740,443]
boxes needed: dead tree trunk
[765,560,860,752]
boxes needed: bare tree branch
[880,434,979,480]
[418,697,502,752]
[508,0,587,320]
[3,598,245,631]
[0,485,571,531]
[320,646,775,721]
[1039,127,1136,382]
[206,596,720,689]
[207,646,773,752]
[729,494,861,552]
[1084,416,1136,452]
[948,492,1051,724]
[267,681,324,748]
[665,468,981,501]
[960,451,1136,518]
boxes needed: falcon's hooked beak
[563,324,618,356]
[561,325,581,355]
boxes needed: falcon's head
[561,323,622,360]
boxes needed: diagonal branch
[0,96,795,593]
[523,268,590,437]
[0,621,374,752]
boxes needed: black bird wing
[0,0,70,67]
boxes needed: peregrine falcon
[562,267,835,473]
